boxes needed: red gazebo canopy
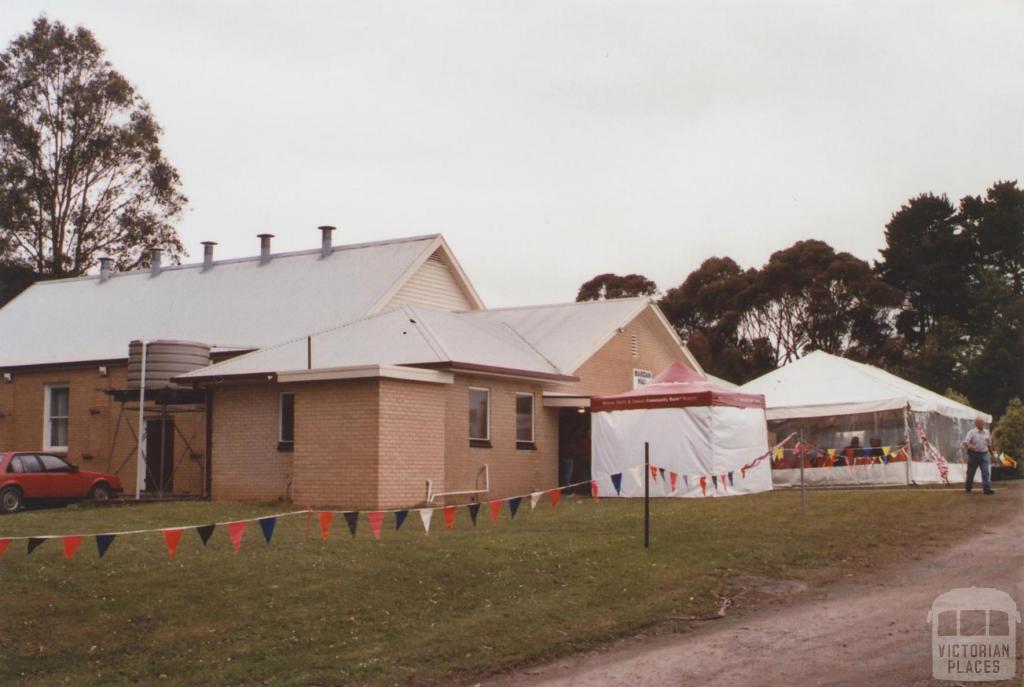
[591,362,765,412]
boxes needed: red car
[0,452,123,514]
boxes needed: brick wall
[0,364,205,495]
[291,379,380,509]
[559,304,690,396]
[441,376,558,504]
[378,378,446,508]
[210,383,291,501]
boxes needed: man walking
[962,416,995,495]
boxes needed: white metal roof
[179,305,568,381]
[0,235,445,368]
[179,298,688,383]
[462,297,653,373]
[740,350,991,422]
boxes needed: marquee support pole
[644,441,650,549]
[799,429,805,515]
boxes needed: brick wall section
[378,378,446,508]
[210,383,292,501]
[442,376,557,504]
[0,364,205,494]
[558,304,690,396]
[290,379,380,509]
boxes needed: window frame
[468,386,491,447]
[515,392,536,449]
[278,392,295,452]
[43,384,70,452]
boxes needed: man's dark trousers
[965,449,992,492]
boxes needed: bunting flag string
[0,474,626,562]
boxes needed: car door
[36,454,82,498]
[7,454,48,498]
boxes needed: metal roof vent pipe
[201,241,217,270]
[258,233,274,264]
[150,248,163,276]
[319,225,335,258]
[99,257,114,283]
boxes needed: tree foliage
[0,16,186,278]
[994,398,1024,476]
[576,273,657,302]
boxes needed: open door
[145,419,175,494]
[558,409,591,493]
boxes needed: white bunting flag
[418,508,433,535]
[530,492,543,510]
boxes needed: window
[516,393,535,448]
[278,392,295,451]
[8,455,43,473]
[468,387,490,446]
[44,385,69,451]
[38,454,74,472]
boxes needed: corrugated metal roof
[179,305,567,380]
[178,297,668,382]
[461,297,651,372]
[0,235,440,368]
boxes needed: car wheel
[0,486,22,514]
[90,483,112,502]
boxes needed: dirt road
[488,485,1024,687]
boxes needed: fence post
[644,441,650,549]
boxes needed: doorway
[558,408,591,493]
[145,419,175,494]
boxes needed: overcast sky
[3,1,1023,306]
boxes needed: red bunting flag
[721,474,728,493]
[669,472,678,493]
[443,506,457,529]
[0,538,10,559]
[549,488,560,510]
[489,499,502,524]
[62,535,84,560]
[318,512,334,540]
[649,466,658,481]
[590,480,599,500]
[368,511,384,540]
[699,476,707,497]
[163,529,184,560]
[226,521,246,552]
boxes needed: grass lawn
[0,486,1016,686]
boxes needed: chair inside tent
[590,363,773,498]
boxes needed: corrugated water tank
[127,340,211,390]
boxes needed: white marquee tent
[591,363,773,498]
[740,351,992,486]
